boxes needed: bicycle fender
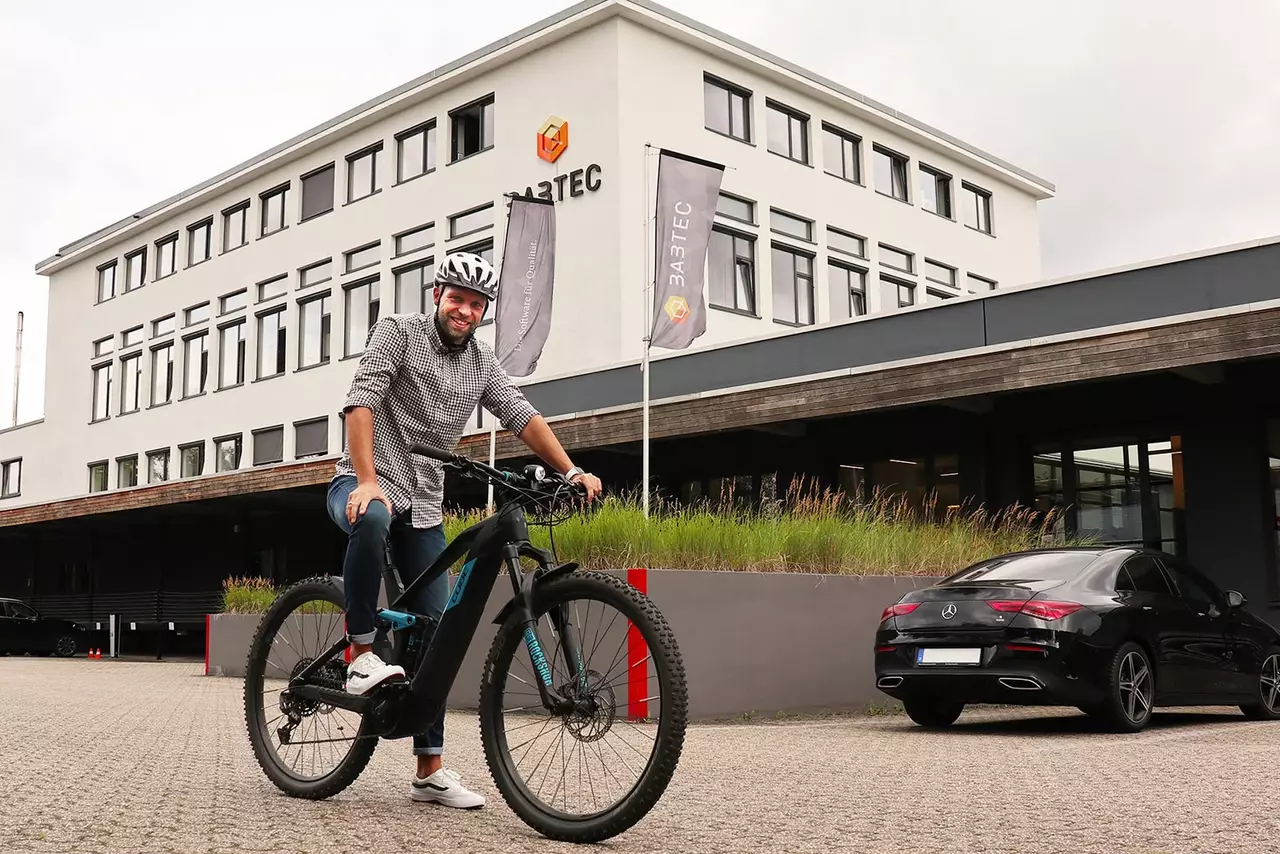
[491,562,579,625]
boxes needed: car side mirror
[1226,590,1246,609]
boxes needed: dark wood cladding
[7,307,1279,527]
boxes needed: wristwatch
[564,466,585,481]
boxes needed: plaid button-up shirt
[334,313,539,528]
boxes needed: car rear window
[940,552,1101,584]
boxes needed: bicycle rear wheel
[478,570,687,843]
[243,576,378,799]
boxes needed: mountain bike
[241,445,687,843]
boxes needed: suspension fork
[502,546,584,711]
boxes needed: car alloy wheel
[1118,649,1152,725]
[1261,654,1280,715]
[55,636,76,658]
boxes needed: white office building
[1,0,1051,515]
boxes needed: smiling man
[325,250,602,809]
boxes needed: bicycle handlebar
[408,443,588,499]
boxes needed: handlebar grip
[409,444,458,463]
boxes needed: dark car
[0,598,87,657]
[873,547,1280,732]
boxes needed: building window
[0,458,20,498]
[252,426,284,466]
[257,274,288,302]
[257,308,287,379]
[119,353,142,414]
[122,326,144,349]
[967,272,998,291]
[829,261,868,321]
[822,124,861,183]
[708,228,756,315]
[771,245,814,326]
[874,145,909,202]
[184,332,209,396]
[215,435,242,472]
[151,343,175,406]
[300,164,335,221]
[223,202,249,252]
[185,302,210,326]
[117,455,138,488]
[344,242,380,274]
[766,100,809,164]
[449,203,493,240]
[188,219,212,266]
[298,293,332,368]
[885,275,916,307]
[450,95,494,162]
[155,234,178,278]
[879,244,914,274]
[703,75,751,142]
[395,223,435,257]
[260,184,289,236]
[219,289,248,315]
[93,336,113,358]
[91,362,112,421]
[961,181,993,234]
[716,193,755,225]
[147,448,170,484]
[88,461,107,493]
[180,442,205,478]
[295,417,329,459]
[827,226,867,259]
[920,165,952,218]
[96,262,117,303]
[397,121,436,182]
[926,287,957,302]
[124,247,146,292]
[770,209,813,242]
[152,315,175,337]
[300,259,332,289]
[345,278,380,357]
[219,320,246,388]
[347,144,381,202]
[394,260,434,314]
[925,259,957,288]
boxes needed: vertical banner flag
[649,149,725,350]
[495,194,557,377]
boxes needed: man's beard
[435,309,476,346]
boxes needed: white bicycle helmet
[435,252,499,301]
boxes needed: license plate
[916,647,982,666]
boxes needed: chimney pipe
[13,311,22,427]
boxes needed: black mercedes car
[873,546,1280,732]
[0,598,88,657]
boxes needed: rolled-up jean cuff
[349,631,376,645]
[413,747,444,756]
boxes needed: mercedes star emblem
[942,604,957,619]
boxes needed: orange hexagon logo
[537,116,568,162]
[664,296,690,323]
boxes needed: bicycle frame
[286,489,586,741]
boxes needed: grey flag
[650,149,725,350]
[495,194,556,377]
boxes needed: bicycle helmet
[435,251,499,301]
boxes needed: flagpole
[642,143,654,519]
[487,419,497,512]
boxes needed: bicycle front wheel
[243,575,378,799]
[478,570,688,843]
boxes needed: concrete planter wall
[206,570,939,719]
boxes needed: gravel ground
[1,657,1275,854]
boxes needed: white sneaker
[345,651,404,695]
[410,768,486,809]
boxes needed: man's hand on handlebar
[567,470,603,502]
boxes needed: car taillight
[988,600,1082,621]
[880,602,920,622]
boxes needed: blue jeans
[326,474,450,756]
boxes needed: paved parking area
[1,658,1275,854]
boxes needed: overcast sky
[2,0,1278,427]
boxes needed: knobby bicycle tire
[243,575,379,799]
[478,570,688,843]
